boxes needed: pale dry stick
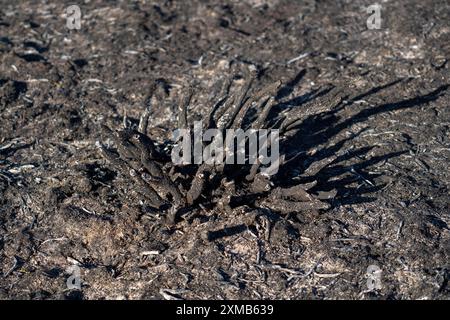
[122,108,129,129]
[138,97,152,134]
[159,289,187,300]
[39,237,68,247]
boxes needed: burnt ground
[0,0,449,300]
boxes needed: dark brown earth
[0,0,449,300]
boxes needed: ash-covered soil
[0,0,449,300]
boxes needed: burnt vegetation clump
[98,66,354,224]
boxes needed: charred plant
[99,67,345,223]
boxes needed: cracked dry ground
[0,0,449,299]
